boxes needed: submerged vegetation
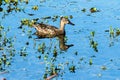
[90,7,99,13]
[89,31,98,52]
[109,26,120,37]
[0,25,15,71]
[105,26,120,47]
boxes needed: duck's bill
[68,21,75,26]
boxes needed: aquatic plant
[89,31,98,52]
[109,26,114,38]
[0,0,30,19]
[107,26,120,37]
[90,7,100,13]
[90,31,95,37]
[0,54,11,70]
[101,66,107,70]
[89,58,93,65]
[20,19,37,27]
[106,26,120,47]
[38,43,46,54]
[0,26,16,71]
[19,47,28,57]
[115,28,120,36]
[81,8,86,12]
[32,5,38,10]
[69,65,76,73]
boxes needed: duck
[32,17,74,38]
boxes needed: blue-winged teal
[32,17,74,38]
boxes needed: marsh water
[0,0,120,80]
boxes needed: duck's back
[33,23,60,38]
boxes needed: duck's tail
[32,24,40,32]
[32,24,37,28]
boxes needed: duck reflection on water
[36,34,74,50]
[57,34,73,51]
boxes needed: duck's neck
[59,21,65,32]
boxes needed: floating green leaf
[32,5,38,10]
[69,65,75,73]
[101,66,107,70]
[110,26,114,36]
[90,7,98,13]
[4,0,10,4]
[89,58,93,65]
[90,31,95,37]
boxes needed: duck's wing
[38,23,58,30]
[33,23,59,37]
[37,23,59,32]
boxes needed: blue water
[0,0,120,80]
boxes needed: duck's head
[60,17,75,25]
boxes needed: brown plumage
[32,17,74,38]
